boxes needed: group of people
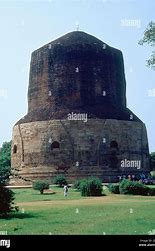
[118,173,150,182]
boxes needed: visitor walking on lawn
[64,185,68,197]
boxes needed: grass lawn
[0,186,155,235]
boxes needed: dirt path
[17,196,155,209]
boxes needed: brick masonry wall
[11,32,150,184]
[16,31,136,124]
[11,119,149,184]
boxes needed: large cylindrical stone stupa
[11,31,150,184]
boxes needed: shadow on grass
[34,191,56,195]
[43,192,56,195]
[0,212,37,220]
[81,193,107,197]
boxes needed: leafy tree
[139,21,155,69]
[0,185,14,217]
[0,141,11,166]
[0,141,12,182]
[33,180,49,194]
[0,141,14,217]
[150,152,155,171]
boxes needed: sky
[0,0,154,152]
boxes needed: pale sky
[0,0,155,152]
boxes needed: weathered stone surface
[11,119,149,183]
[16,31,140,124]
[11,31,150,184]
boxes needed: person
[63,185,68,197]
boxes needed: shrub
[80,177,103,196]
[150,170,155,178]
[33,180,49,194]
[108,183,120,194]
[119,179,149,195]
[73,180,81,190]
[53,175,68,187]
[148,187,155,196]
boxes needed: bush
[148,187,155,196]
[33,180,49,194]
[53,175,68,187]
[73,180,81,190]
[0,185,14,217]
[80,177,103,196]
[108,184,120,194]
[119,179,149,196]
[150,170,155,178]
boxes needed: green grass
[12,186,84,203]
[0,186,155,235]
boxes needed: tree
[33,180,49,194]
[139,21,155,70]
[0,184,14,217]
[150,152,155,171]
[0,141,32,184]
[0,141,14,217]
[0,141,12,182]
